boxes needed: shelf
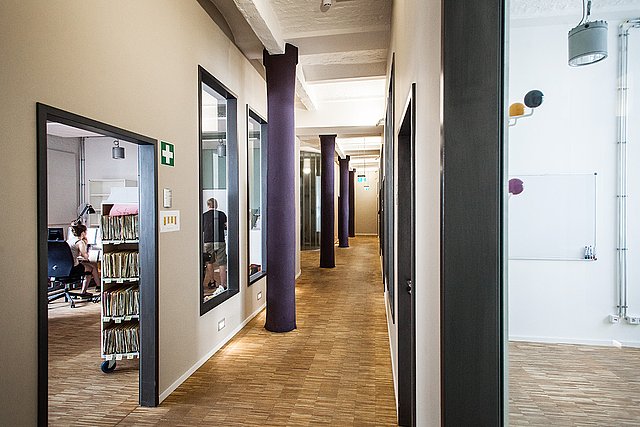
[102,315,139,323]
[102,239,139,244]
[103,352,139,361]
[103,277,139,284]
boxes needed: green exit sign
[161,141,174,167]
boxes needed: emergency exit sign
[161,141,174,166]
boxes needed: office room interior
[507,2,640,423]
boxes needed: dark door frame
[37,103,159,425]
[441,0,506,425]
[397,83,417,427]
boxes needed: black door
[397,84,416,426]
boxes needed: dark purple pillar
[320,135,336,268]
[263,44,297,332]
[349,170,355,237]
[338,156,350,247]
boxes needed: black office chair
[48,241,94,308]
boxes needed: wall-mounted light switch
[257,291,263,301]
[218,318,225,331]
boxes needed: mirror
[248,109,267,283]
[199,67,239,314]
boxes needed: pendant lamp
[568,0,608,67]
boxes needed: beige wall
[0,1,267,424]
[385,0,442,425]
[355,170,379,235]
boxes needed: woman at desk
[69,223,101,296]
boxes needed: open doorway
[37,104,158,424]
[396,84,417,426]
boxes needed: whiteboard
[508,173,597,260]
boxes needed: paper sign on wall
[160,210,180,233]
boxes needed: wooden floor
[48,289,139,426]
[49,236,398,426]
[509,341,640,426]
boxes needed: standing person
[203,197,227,290]
[69,222,101,296]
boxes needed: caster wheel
[101,360,116,373]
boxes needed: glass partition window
[247,110,266,283]
[200,67,238,314]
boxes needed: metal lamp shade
[568,21,608,67]
[112,145,125,159]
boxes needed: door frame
[441,0,506,425]
[37,103,159,424]
[397,83,417,426]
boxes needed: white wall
[0,2,267,424]
[386,0,442,425]
[84,137,139,201]
[47,135,81,231]
[355,170,379,235]
[508,20,640,347]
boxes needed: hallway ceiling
[203,0,390,154]
[511,0,640,23]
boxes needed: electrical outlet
[609,314,620,324]
[626,316,640,325]
[257,291,263,301]
[217,318,226,331]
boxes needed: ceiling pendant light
[568,0,608,67]
[112,140,125,159]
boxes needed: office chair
[48,241,95,308]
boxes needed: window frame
[199,66,240,315]
[246,106,268,285]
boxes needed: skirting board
[509,335,640,348]
[159,303,266,402]
[384,290,398,412]
[356,233,378,236]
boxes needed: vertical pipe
[338,156,350,247]
[349,169,356,237]
[263,44,298,332]
[320,135,336,267]
[616,19,640,318]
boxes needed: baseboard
[384,290,398,411]
[159,303,266,402]
[355,233,378,236]
[509,335,640,348]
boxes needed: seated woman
[69,222,101,296]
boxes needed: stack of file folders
[103,251,139,278]
[102,286,139,317]
[101,214,139,241]
[103,324,139,355]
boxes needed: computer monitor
[85,227,100,245]
[47,227,64,241]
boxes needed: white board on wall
[508,173,597,260]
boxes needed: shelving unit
[88,179,136,227]
[99,201,140,373]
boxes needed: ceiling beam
[232,0,285,54]
[295,66,317,111]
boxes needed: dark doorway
[37,104,159,424]
[397,84,416,426]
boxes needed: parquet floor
[509,341,640,426]
[49,236,398,426]
[48,289,139,426]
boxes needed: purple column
[338,156,350,247]
[349,170,355,237]
[320,135,336,268]
[263,44,297,332]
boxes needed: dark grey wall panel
[441,1,506,426]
